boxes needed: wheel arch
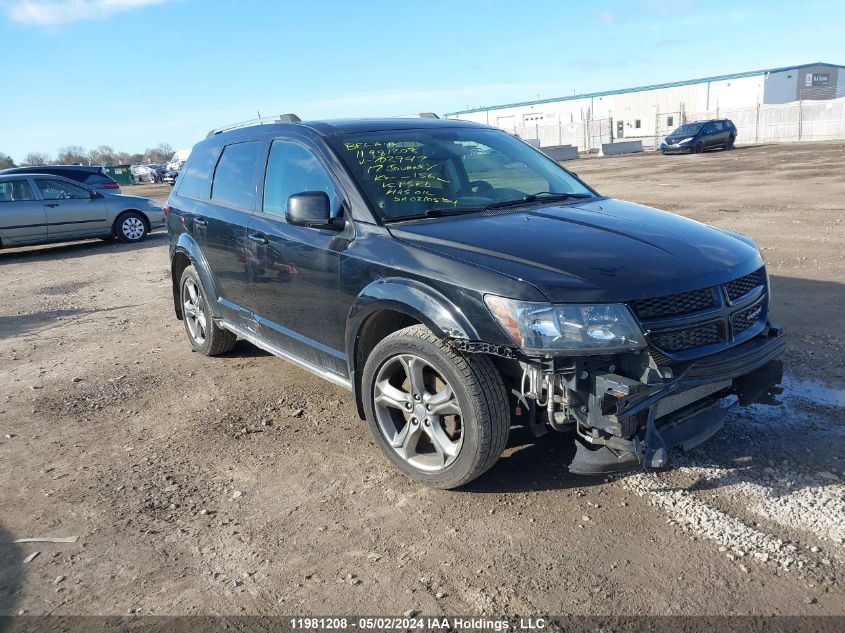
[345,278,479,419]
[170,233,221,321]
[113,209,151,235]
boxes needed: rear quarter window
[84,173,115,185]
[176,144,221,200]
[210,141,261,209]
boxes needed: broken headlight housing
[484,296,646,354]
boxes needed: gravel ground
[0,142,843,617]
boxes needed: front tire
[694,141,704,153]
[362,325,509,489]
[179,265,236,356]
[115,212,148,243]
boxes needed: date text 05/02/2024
[289,617,547,630]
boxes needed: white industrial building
[444,62,845,149]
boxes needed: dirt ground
[0,142,843,619]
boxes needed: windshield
[329,127,594,220]
[671,123,703,136]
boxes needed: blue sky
[1,0,843,162]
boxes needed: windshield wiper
[382,207,482,223]
[481,192,593,211]
[382,192,595,223]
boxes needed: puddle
[782,375,845,408]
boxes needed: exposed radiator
[655,380,731,419]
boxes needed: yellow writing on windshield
[343,141,457,207]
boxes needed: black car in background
[661,119,737,154]
[0,165,121,194]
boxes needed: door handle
[45,203,59,208]
[247,232,268,245]
[193,217,208,227]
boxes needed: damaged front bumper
[509,324,786,475]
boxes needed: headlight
[484,296,646,354]
[677,137,693,144]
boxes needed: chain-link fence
[511,96,845,152]
[511,118,612,152]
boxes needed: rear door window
[0,179,36,202]
[177,144,221,200]
[210,141,261,210]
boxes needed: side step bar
[219,320,352,391]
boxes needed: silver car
[0,173,165,248]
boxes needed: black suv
[166,115,783,488]
[0,165,121,194]
[661,119,737,153]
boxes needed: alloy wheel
[373,354,463,472]
[182,278,207,345]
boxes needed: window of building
[211,141,261,209]
[263,141,339,219]
[666,115,674,127]
[634,119,641,129]
[0,179,36,202]
[177,144,221,200]
[523,113,545,124]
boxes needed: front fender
[171,232,223,320]
[345,277,479,355]
[345,277,481,419]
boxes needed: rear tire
[362,325,510,489]
[725,136,735,150]
[115,211,148,243]
[179,265,236,356]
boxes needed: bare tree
[23,152,50,166]
[145,142,174,163]
[57,145,89,165]
[88,145,115,166]
[0,152,14,169]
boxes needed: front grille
[650,322,722,352]
[724,268,764,302]
[732,300,765,335]
[634,267,768,357]
[630,287,716,320]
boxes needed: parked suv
[166,115,784,488]
[661,119,737,153]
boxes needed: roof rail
[206,113,302,139]
[418,112,440,119]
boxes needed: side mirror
[90,190,102,199]
[286,191,340,230]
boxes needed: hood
[388,198,763,303]
[664,134,694,144]
[107,194,161,208]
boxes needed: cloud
[4,0,173,26]
[597,9,617,25]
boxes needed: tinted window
[84,173,115,185]
[263,141,339,218]
[211,141,261,209]
[35,178,91,200]
[177,144,221,200]
[0,179,36,202]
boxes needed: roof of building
[444,62,845,116]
